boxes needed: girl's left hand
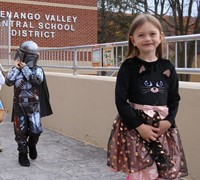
[157,120,171,136]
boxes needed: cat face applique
[139,65,170,95]
[143,79,164,94]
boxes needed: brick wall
[0,0,98,48]
[28,0,97,6]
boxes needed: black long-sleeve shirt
[115,57,180,130]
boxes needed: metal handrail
[38,34,200,75]
[1,34,200,76]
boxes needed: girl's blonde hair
[127,13,164,58]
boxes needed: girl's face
[130,21,162,57]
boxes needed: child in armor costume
[5,41,53,166]
[107,14,188,179]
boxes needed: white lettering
[29,30,34,37]
[21,13,26,19]
[27,13,33,20]
[22,30,27,37]
[70,24,75,31]
[2,11,78,39]
[38,22,76,31]
[64,24,70,30]
[0,11,5,17]
[23,21,28,28]
[38,22,43,29]
[11,29,56,38]
[35,31,40,37]
[44,23,50,30]
[50,15,55,21]
[73,16,77,22]
[44,31,50,38]
[15,21,21,28]
[30,22,34,28]
[56,15,61,22]
[51,23,56,30]
[6,12,12,18]
[61,16,66,22]
[57,24,63,30]
[66,16,71,22]
[12,21,34,28]
[44,14,77,23]
[11,29,18,36]
[0,20,8,27]
[45,14,50,21]
[0,11,11,18]
[50,31,55,38]
[13,12,19,19]
[1,11,41,20]
[34,14,40,20]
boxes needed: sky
[147,0,199,17]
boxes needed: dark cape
[39,69,53,118]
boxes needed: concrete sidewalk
[0,114,125,180]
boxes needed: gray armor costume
[5,41,47,166]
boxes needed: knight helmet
[14,41,39,68]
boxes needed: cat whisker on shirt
[142,90,152,94]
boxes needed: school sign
[0,0,98,48]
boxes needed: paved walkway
[0,114,192,180]
[0,114,126,180]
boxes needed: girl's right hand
[136,124,160,142]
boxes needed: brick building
[0,0,98,48]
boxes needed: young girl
[107,14,188,180]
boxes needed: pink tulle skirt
[107,115,188,179]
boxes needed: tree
[150,0,200,81]
[98,0,200,80]
[98,0,138,43]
